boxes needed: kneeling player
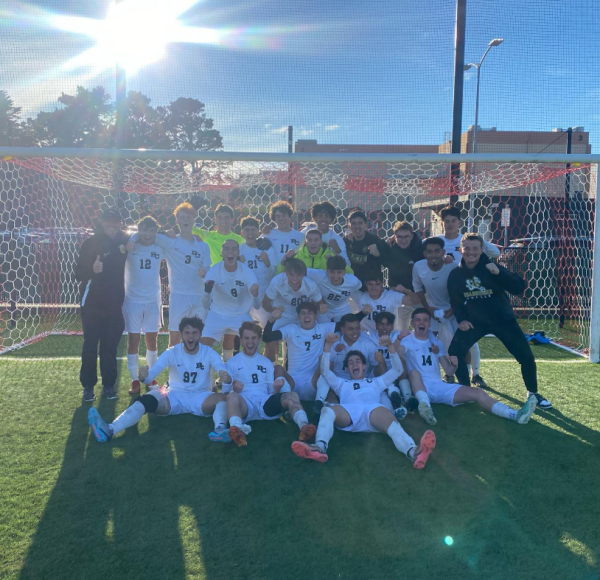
[402,308,537,426]
[87,316,231,442]
[210,321,316,447]
[292,333,436,469]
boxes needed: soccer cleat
[516,395,537,425]
[412,430,436,469]
[228,426,247,447]
[87,408,112,443]
[471,374,488,389]
[394,405,408,421]
[405,396,419,413]
[418,401,437,426]
[299,423,317,442]
[291,441,328,463]
[128,380,141,395]
[312,399,324,417]
[208,428,232,443]
[389,390,403,410]
[82,387,96,402]
[444,374,456,384]
[102,386,119,400]
[530,392,552,410]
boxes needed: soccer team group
[81,200,552,469]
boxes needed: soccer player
[447,234,552,409]
[401,308,537,426]
[291,333,436,469]
[382,221,424,332]
[265,200,305,266]
[435,205,500,262]
[200,240,260,361]
[75,207,129,402]
[192,203,245,266]
[87,316,231,443]
[306,255,362,323]
[123,216,163,395]
[239,216,277,326]
[357,273,419,334]
[209,321,317,447]
[412,237,486,388]
[302,201,350,265]
[344,209,390,286]
[277,229,349,273]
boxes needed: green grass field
[1,336,599,580]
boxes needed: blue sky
[2,0,600,152]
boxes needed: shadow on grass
[17,399,600,580]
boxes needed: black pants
[80,305,125,389]
[448,318,538,393]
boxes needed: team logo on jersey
[196,362,204,370]
[312,333,322,340]
[151,252,160,259]
[235,280,245,287]
[353,382,361,390]
[256,365,267,373]
[291,239,300,246]
[119,245,126,254]
[191,250,201,258]
[341,291,351,296]
[465,276,493,298]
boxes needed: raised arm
[262,309,285,342]
[320,333,343,391]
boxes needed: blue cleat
[87,408,112,443]
[208,428,231,443]
[394,405,408,421]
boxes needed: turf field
[1,336,599,580]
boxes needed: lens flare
[444,536,454,546]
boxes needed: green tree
[118,91,170,149]
[0,90,32,146]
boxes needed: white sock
[279,377,292,393]
[111,401,145,436]
[314,406,335,452]
[467,364,472,377]
[213,401,228,430]
[315,376,330,403]
[491,401,517,421]
[146,350,158,368]
[399,379,412,401]
[229,415,243,429]
[223,349,234,362]
[415,390,431,407]
[293,410,308,428]
[127,353,139,381]
[470,345,481,377]
[387,421,416,456]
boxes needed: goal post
[0,146,598,360]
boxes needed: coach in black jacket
[75,208,129,402]
[447,234,552,409]
[384,221,424,289]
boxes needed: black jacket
[344,232,390,284]
[383,233,425,289]
[447,253,526,326]
[74,227,129,311]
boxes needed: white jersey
[367,330,401,371]
[401,333,446,381]
[144,343,226,392]
[223,352,274,396]
[306,269,362,320]
[329,332,381,379]
[435,234,500,262]
[204,262,258,316]
[239,243,277,297]
[153,234,211,295]
[301,225,350,265]
[125,243,163,302]
[265,273,322,320]
[412,260,458,311]
[267,228,305,265]
[280,322,335,377]
[358,289,406,333]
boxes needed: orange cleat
[291,441,328,463]
[128,380,141,395]
[413,430,436,470]
[228,426,247,447]
[299,423,317,442]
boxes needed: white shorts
[337,402,385,433]
[149,388,213,416]
[241,392,283,422]
[396,304,417,333]
[123,300,162,334]
[168,293,206,331]
[289,373,316,401]
[202,310,252,341]
[435,316,459,350]
[273,315,297,332]
[424,378,462,406]
[317,306,351,324]
[250,306,270,327]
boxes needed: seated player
[291,333,436,469]
[123,216,163,395]
[306,256,362,323]
[239,216,277,326]
[201,240,260,362]
[87,316,231,443]
[192,203,245,265]
[209,321,317,447]
[277,229,351,273]
[402,308,537,426]
[413,237,486,387]
[265,200,305,266]
[301,201,350,265]
[357,273,419,334]
[262,302,338,400]
[262,258,323,361]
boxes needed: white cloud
[299,129,313,136]
[325,124,340,131]
[264,123,271,128]
[271,125,288,134]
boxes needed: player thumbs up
[93,255,103,274]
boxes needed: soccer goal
[0,147,599,361]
